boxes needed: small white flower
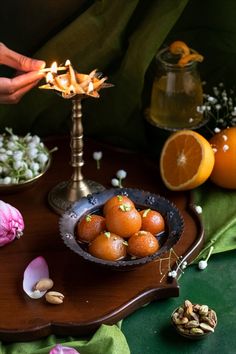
[13,160,25,170]
[13,151,24,161]
[214,127,221,133]
[93,151,103,169]
[37,153,48,165]
[7,141,17,150]
[181,261,188,270]
[27,147,38,159]
[111,178,119,187]
[168,270,177,278]
[116,170,127,179]
[198,246,214,271]
[0,154,7,162]
[222,134,228,141]
[3,176,12,184]
[223,144,229,152]
[195,205,202,214]
[198,260,208,270]
[30,162,40,172]
[24,169,33,179]
[31,135,41,145]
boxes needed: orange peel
[178,53,204,67]
[169,41,204,67]
[169,41,190,57]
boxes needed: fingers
[0,73,43,104]
[0,42,45,71]
[0,70,44,94]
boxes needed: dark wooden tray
[0,136,204,342]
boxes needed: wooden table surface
[0,136,203,341]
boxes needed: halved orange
[160,130,215,191]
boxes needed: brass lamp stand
[48,96,105,215]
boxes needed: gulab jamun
[105,204,142,238]
[88,232,127,261]
[76,214,106,243]
[127,230,159,258]
[103,195,135,216]
[139,209,165,234]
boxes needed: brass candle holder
[40,60,112,215]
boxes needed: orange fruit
[103,195,135,216]
[209,127,236,189]
[76,214,106,243]
[127,231,159,258]
[139,209,165,234]
[160,130,215,191]
[105,204,142,238]
[88,232,127,261]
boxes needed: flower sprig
[111,169,127,188]
[201,82,236,129]
[0,128,56,184]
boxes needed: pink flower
[49,344,80,354]
[0,200,24,247]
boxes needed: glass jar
[149,47,204,130]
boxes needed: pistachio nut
[199,305,209,316]
[34,278,54,292]
[172,314,189,325]
[200,323,215,333]
[45,291,64,305]
[201,316,216,327]
[185,320,199,329]
[208,309,217,323]
[190,327,204,335]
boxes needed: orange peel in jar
[178,53,204,67]
[169,40,190,57]
[169,40,204,67]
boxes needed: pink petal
[49,344,80,354]
[23,256,49,299]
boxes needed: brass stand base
[48,180,105,215]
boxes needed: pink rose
[0,200,24,246]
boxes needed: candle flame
[88,81,94,93]
[46,72,54,83]
[69,85,76,93]
[51,62,58,73]
[65,59,71,66]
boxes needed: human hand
[0,42,45,104]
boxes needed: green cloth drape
[0,324,130,354]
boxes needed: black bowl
[59,188,184,270]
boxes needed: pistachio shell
[34,278,54,292]
[46,291,64,305]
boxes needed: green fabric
[123,249,236,353]
[193,183,236,262]
[0,324,130,354]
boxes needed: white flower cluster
[201,82,236,128]
[0,128,50,185]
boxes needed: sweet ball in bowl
[59,188,184,271]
